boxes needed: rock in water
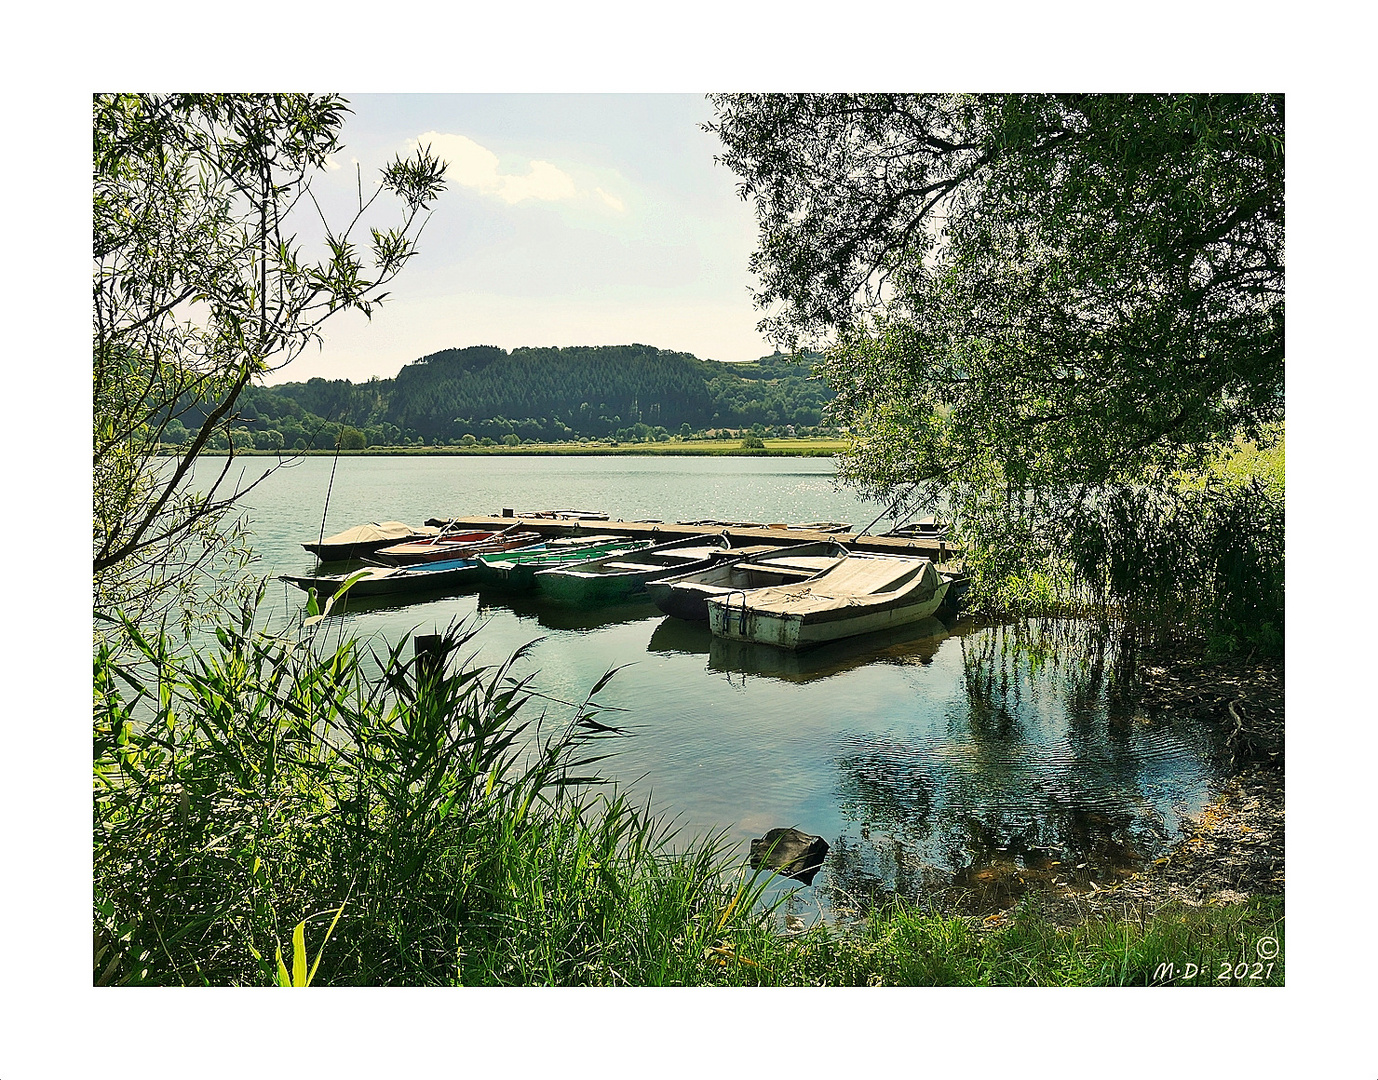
[749,828,829,885]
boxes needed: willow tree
[94,94,447,631]
[708,93,1284,640]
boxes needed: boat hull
[708,582,948,648]
[281,557,482,599]
[302,537,414,562]
[646,581,721,622]
[705,556,950,650]
[536,567,655,605]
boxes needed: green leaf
[292,921,307,987]
[307,899,348,986]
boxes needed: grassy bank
[703,896,1283,987]
[94,600,1282,987]
[188,438,848,458]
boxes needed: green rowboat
[475,535,650,590]
[535,532,734,606]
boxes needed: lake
[204,453,1227,913]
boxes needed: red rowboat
[372,527,543,566]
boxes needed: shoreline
[812,639,1285,929]
[172,440,846,459]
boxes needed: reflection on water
[643,611,1220,914]
[717,618,949,684]
[649,615,950,684]
[820,619,1220,915]
[478,588,662,633]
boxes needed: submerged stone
[750,828,829,885]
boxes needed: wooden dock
[425,513,965,573]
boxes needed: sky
[272,93,772,385]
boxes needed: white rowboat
[705,552,949,650]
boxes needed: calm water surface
[201,454,1227,912]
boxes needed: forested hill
[391,344,716,440]
[179,344,834,450]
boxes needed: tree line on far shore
[163,344,837,451]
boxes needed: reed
[959,430,1285,656]
[94,597,777,985]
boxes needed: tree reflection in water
[820,619,1211,917]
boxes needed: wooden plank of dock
[426,513,964,572]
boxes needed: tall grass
[654,895,1284,987]
[93,595,766,985]
[1063,472,1284,653]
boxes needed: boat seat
[664,548,722,560]
[601,561,655,571]
[549,534,621,547]
[737,557,843,574]
[733,564,817,580]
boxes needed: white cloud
[408,130,622,211]
[500,158,577,204]
[595,187,625,212]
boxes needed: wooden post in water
[414,634,445,685]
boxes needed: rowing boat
[646,540,850,622]
[372,526,542,566]
[705,552,950,649]
[476,535,652,590]
[301,521,440,562]
[280,555,483,600]
[535,532,734,605]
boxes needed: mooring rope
[857,482,918,537]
